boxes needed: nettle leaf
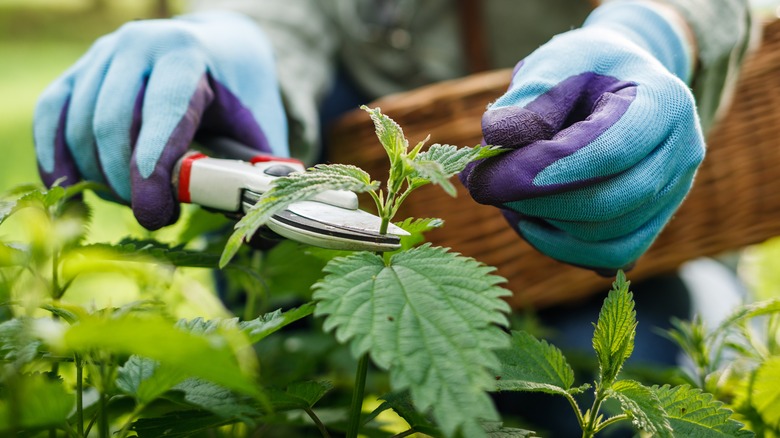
[415,143,506,178]
[116,356,185,405]
[80,238,221,268]
[370,391,439,436]
[592,271,636,387]
[132,410,231,438]
[607,380,671,437]
[362,105,408,159]
[269,381,334,411]
[409,144,505,197]
[653,384,753,437]
[220,163,379,268]
[394,217,444,250]
[313,244,512,438]
[493,330,574,396]
[168,378,259,423]
[483,421,539,437]
[751,356,780,429]
[239,303,315,343]
[409,159,456,196]
[0,373,74,432]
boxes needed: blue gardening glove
[33,11,288,230]
[460,1,705,271]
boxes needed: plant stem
[593,414,629,434]
[390,429,417,438]
[304,407,331,438]
[564,392,585,429]
[346,354,370,438]
[75,354,84,437]
[581,388,607,438]
[99,391,109,438]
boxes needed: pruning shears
[172,137,408,252]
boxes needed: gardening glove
[33,11,289,230]
[460,0,705,271]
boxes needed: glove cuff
[583,0,694,83]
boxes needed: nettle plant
[0,106,751,437]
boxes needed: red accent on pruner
[250,154,303,165]
[178,153,207,203]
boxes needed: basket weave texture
[327,20,780,310]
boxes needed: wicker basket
[327,20,780,310]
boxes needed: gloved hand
[461,1,705,271]
[33,11,289,230]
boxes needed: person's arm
[604,0,755,132]
[187,0,341,165]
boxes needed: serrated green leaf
[752,356,780,429]
[282,381,334,409]
[608,380,671,436]
[654,384,753,437]
[409,159,457,196]
[313,244,511,437]
[394,217,445,251]
[593,271,637,387]
[362,105,408,160]
[132,410,231,437]
[220,164,379,268]
[483,421,539,437]
[0,373,74,432]
[168,378,259,423]
[116,356,186,405]
[239,303,315,343]
[414,143,505,177]
[44,314,263,400]
[493,330,575,394]
[371,391,440,436]
[79,238,221,268]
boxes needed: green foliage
[654,384,753,437]
[664,297,780,435]
[752,357,780,429]
[608,380,670,436]
[494,271,751,438]
[0,373,74,433]
[314,244,511,437]
[494,330,581,396]
[3,105,755,438]
[592,271,637,387]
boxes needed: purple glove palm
[461,2,705,270]
[33,11,288,230]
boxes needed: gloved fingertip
[482,106,555,148]
[133,195,180,231]
[131,175,180,230]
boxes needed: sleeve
[186,0,341,165]
[600,0,756,133]
[651,0,756,133]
